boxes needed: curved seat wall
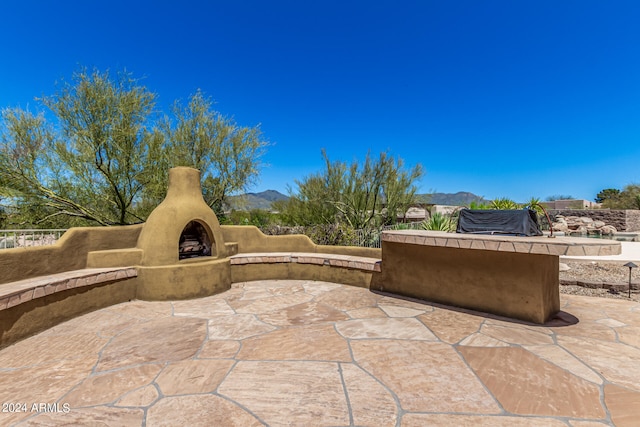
[0,225,143,285]
[228,251,381,288]
[0,224,381,349]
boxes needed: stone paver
[0,279,639,426]
[459,346,604,418]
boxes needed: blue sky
[2,1,639,202]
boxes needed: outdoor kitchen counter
[381,230,622,256]
[373,231,622,324]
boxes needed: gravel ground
[559,261,640,302]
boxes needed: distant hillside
[416,192,489,206]
[253,189,289,202]
[227,190,289,211]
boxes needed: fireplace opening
[179,221,212,260]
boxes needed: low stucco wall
[0,224,143,285]
[221,225,381,258]
[0,224,378,294]
[1,278,137,349]
[372,241,560,324]
[222,225,381,289]
[135,258,232,300]
[230,262,377,289]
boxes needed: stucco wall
[1,279,137,349]
[135,258,232,300]
[371,241,560,324]
[0,223,379,288]
[0,224,143,285]
[230,262,377,289]
[221,225,381,259]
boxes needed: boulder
[579,217,594,224]
[552,222,569,232]
[555,217,568,227]
[552,213,619,236]
[552,218,569,232]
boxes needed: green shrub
[304,223,358,246]
[490,197,519,210]
[421,212,456,232]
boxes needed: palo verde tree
[0,68,267,227]
[276,149,424,230]
[161,90,267,217]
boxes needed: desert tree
[617,184,640,209]
[0,67,267,227]
[277,149,424,230]
[594,185,640,209]
[161,90,268,217]
[595,188,621,205]
[0,69,162,226]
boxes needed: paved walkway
[1,280,639,426]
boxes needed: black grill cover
[456,209,543,236]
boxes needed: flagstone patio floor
[1,280,639,426]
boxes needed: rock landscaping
[560,261,639,301]
[549,208,640,233]
[552,215,617,236]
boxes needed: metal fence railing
[354,222,424,248]
[0,229,67,249]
